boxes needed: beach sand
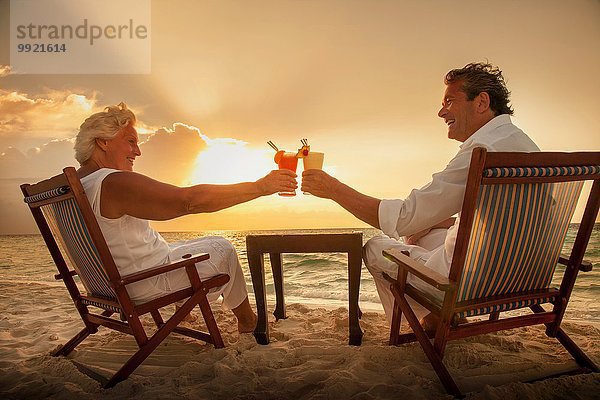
[1,281,599,399]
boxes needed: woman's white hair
[74,102,136,165]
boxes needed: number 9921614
[17,43,67,52]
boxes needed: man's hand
[301,169,340,198]
[404,217,457,245]
[405,227,432,245]
[301,168,381,228]
[256,169,297,195]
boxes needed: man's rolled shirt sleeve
[378,199,404,239]
[378,151,471,239]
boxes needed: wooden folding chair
[383,147,599,397]
[21,167,230,388]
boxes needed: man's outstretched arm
[301,169,381,229]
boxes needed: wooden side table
[246,232,364,346]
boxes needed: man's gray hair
[445,62,514,116]
[74,102,136,165]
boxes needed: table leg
[269,252,287,321]
[247,249,270,345]
[347,248,364,346]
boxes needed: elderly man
[301,62,540,328]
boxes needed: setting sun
[190,136,274,185]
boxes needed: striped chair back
[24,186,117,300]
[455,166,597,311]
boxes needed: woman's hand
[256,169,298,195]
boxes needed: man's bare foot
[420,313,468,331]
[420,313,439,331]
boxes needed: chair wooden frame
[21,167,230,388]
[383,148,600,397]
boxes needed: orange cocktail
[276,152,298,196]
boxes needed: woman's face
[102,123,141,171]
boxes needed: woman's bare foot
[237,312,257,334]
[232,297,258,333]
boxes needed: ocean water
[0,226,598,322]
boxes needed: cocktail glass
[278,152,298,196]
[302,152,324,194]
[303,152,324,170]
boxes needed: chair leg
[433,314,453,357]
[389,298,402,345]
[105,329,169,388]
[388,268,407,346]
[106,293,215,388]
[172,291,224,348]
[150,310,164,327]
[196,293,225,348]
[54,310,112,356]
[555,327,599,372]
[530,304,599,373]
[53,326,95,357]
[396,294,463,398]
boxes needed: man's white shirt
[377,114,540,275]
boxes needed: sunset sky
[1,0,599,234]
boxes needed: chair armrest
[383,248,455,292]
[119,253,210,286]
[558,253,593,272]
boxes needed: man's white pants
[363,229,449,325]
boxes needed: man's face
[437,81,479,142]
[104,123,141,171]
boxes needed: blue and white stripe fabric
[41,199,117,300]
[455,165,589,318]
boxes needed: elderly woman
[74,103,297,333]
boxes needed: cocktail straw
[267,141,279,151]
[301,138,308,146]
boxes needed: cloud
[0,89,97,136]
[135,123,209,185]
[0,136,78,234]
[0,66,103,151]
[0,139,76,179]
[0,75,162,159]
